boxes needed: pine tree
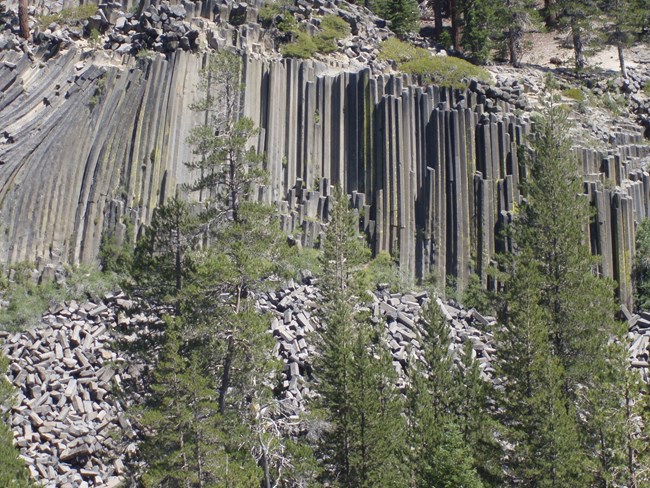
[503,0,539,67]
[405,298,485,488]
[635,218,650,310]
[317,187,407,487]
[601,0,648,78]
[459,0,502,63]
[139,319,260,487]
[555,0,601,69]
[374,0,421,38]
[0,353,32,487]
[186,51,265,223]
[496,93,633,485]
[132,197,201,306]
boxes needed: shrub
[313,34,337,53]
[277,13,299,34]
[561,87,586,101]
[313,15,350,53]
[400,55,491,89]
[377,38,428,64]
[320,15,350,38]
[281,33,317,58]
[0,263,122,331]
[258,3,281,25]
[38,4,97,27]
[0,354,32,487]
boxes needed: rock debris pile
[259,278,497,420]
[0,294,136,488]
[2,283,648,486]
[624,305,650,382]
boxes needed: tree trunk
[218,335,234,414]
[509,28,522,68]
[618,43,627,79]
[433,0,444,38]
[19,0,29,40]
[544,0,557,27]
[625,380,637,488]
[572,27,586,71]
[449,0,461,51]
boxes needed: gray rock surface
[1,0,650,310]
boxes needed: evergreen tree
[496,94,633,485]
[132,197,201,306]
[555,0,601,69]
[600,0,647,78]
[405,298,485,488]
[503,0,539,67]
[317,187,407,487]
[374,0,421,38]
[139,319,260,487]
[459,0,502,63]
[0,353,32,487]
[186,51,265,223]
[635,218,650,310]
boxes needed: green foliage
[405,297,490,487]
[495,95,635,485]
[132,198,201,305]
[644,83,650,96]
[316,188,407,486]
[0,354,33,487]
[88,28,101,49]
[379,41,491,89]
[281,32,317,58]
[377,38,430,64]
[99,217,134,275]
[459,0,502,64]
[0,264,121,331]
[135,48,156,60]
[138,318,261,487]
[400,55,490,89]
[38,4,97,26]
[635,218,650,310]
[277,12,300,34]
[319,15,350,38]
[187,50,265,224]
[352,251,410,293]
[562,87,587,101]
[258,3,281,25]
[373,0,420,37]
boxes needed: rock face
[1,1,650,307]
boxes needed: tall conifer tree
[496,92,634,485]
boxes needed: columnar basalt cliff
[1,3,650,307]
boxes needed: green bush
[399,55,491,89]
[313,35,337,53]
[258,3,281,24]
[38,4,98,26]
[378,38,428,64]
[644,83,650,96]
[0,264,122,331]
[281,33,317,58]
[0,354,32,487]
[312,15,350,53]
[277,13,299,34]
[320,15,350,38]
[561,87,586,101]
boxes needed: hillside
[1,0,650,486]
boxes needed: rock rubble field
[1,280,648,486]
